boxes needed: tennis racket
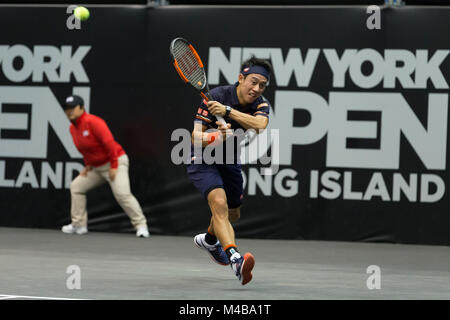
[170,37,227,126]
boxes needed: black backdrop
[0,5,449,245]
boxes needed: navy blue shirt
[191,83,271,165]
[194,83,270,130]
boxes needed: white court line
[0,294,87,300]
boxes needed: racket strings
[173,42,205,89]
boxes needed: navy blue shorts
[187,163,244,209]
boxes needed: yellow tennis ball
[74,6,90,21]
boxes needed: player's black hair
[240,55,273,80]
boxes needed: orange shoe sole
[241,253,255,285]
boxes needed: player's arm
[191,121,231,147]
[191,122,208,147]
[207,101,268,131]
[229,110,268,131]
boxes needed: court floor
[1,227,449,300]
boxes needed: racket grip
[216,115,233,139]
[203,92,228,127]
[204,92,227,126]
[216,115,227,126]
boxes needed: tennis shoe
[61,224,88,235]
[136,226,150,238]
[194,233,229,266]
[230,252,255,285]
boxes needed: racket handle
[216,115,233,139]
[216,115,227,126]
[203,92,227,126]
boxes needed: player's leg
[63,168,105,234]
[228,207,240,222]
[211,164,243,246]
[188,163,230,265]
[103,155,149,237]
[208,191,253,285]
[207,206,239,244]
[217,164,254,285]
[207,188,235,248]
[188,161,254,284]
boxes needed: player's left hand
[216,121,233,139]
[109,168,117,182]
[207,101,226,117]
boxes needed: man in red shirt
[61,95,149,238]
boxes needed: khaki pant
[70,154,147,229]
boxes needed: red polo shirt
[69,112,125,169]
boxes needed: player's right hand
[216,121,233,139]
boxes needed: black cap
[64,95,84,109]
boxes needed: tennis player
[188,56,272,285]
[61,95,150,238]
